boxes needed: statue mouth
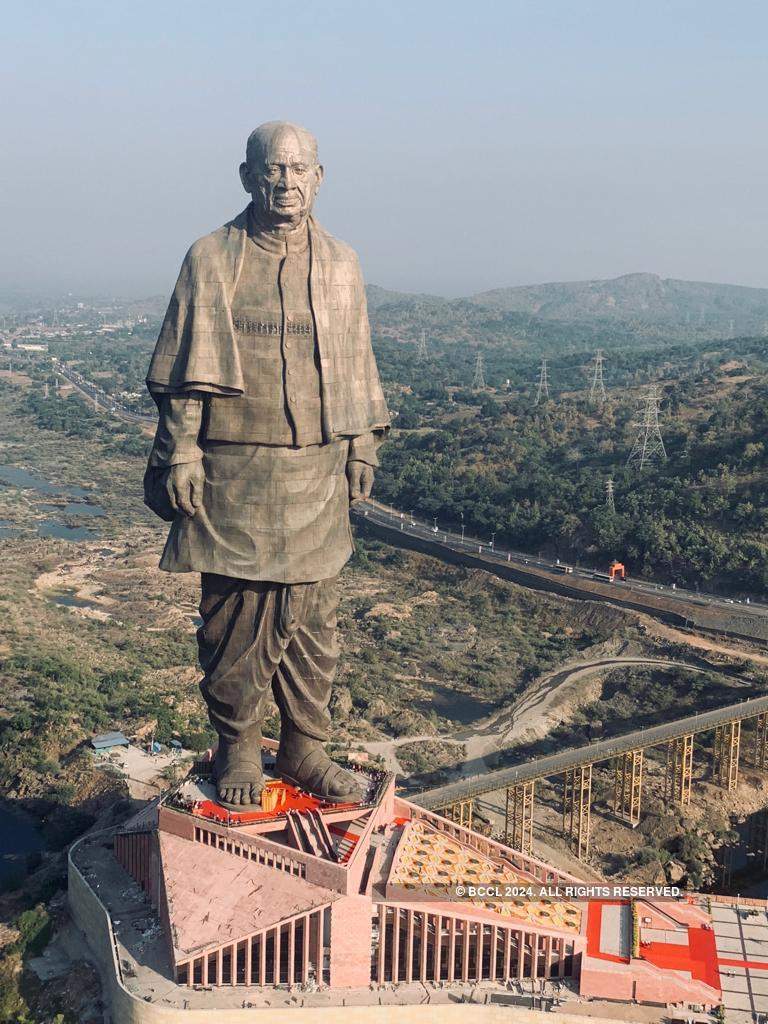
[273,193,301,208]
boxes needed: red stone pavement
[587,899,728,994]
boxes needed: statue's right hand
[166,461,206,518]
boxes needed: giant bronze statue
[144,121,389,810]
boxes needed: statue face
[240,127,323,231]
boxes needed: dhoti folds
[163,439,353,747]
[198,574,338,744]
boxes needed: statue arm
[143,394,206,520]
[148,394,205,468]
[347,431,381,468]
[346,430,388,503]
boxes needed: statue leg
[198,573,292,807]
[273,576,363,802]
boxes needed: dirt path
[454,654,706,772]
[359,611,768,781]
[359,651,707,778]
[362,734,465,775]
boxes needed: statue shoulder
[310,221,360,267]
[182,209,249,268]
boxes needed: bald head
[240,121,323,233]
[245,121,318,169]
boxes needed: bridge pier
[443,799,474,830]
[754,713,767,769]
[665,734,693,807]
[504,782,535,855]
[613,749,643,827]
[563,765,592,861]
[713,721,741,791]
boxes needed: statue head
[240,121,324,232]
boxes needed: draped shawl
[146,207,390,442]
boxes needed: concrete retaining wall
[356,514,768,643]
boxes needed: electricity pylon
[534,358,550,405]
[417,329,428,360]
[472,351,486,390]
[627,385,667,469]
[605,478,615,513]
[589,349,607,404]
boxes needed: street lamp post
[460,511,465,543]
[491,532,496,551]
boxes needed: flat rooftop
[73,830,601,1015]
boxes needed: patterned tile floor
[388,818,582,933]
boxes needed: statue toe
[214,738,264,809]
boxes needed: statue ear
[239,162,251,193]
[315,164,325,188]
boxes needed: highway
[413,674,768,810]
[353,498,768,626]
[52,360,154,426]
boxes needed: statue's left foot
[276,724,363,804]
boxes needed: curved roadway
[355,499,767,620]
[414,658,768,810]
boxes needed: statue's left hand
[346,460,374,504]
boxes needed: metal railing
[414,684,768,809]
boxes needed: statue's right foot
[214,736,264,810]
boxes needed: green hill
[366,274,768,349]
[470,273,768,332]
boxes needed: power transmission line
[472,351,486,390]
[588,349,607,404]
[534,358,550,405]
[627,385,667,470]
[605,478,615,513]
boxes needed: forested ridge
[372,333,768,594]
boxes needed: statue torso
[205,223,323,447]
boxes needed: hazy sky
[2,1,767,298]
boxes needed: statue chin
[255,207,308,233]
[252,190,313,232]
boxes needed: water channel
[0,464,105,540]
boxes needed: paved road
[354,499,768,621]
[53,361,154,426]
[413,658,768,809]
